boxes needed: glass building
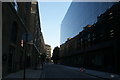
[60,2,120,78]
[61,2,115,44]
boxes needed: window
[92,33,96,42]
[32,2,37,5]
[13,0,18,12]
[94,55,103,66]
[31,5,36,14]
[110,29,114,38]
[11,22,18,44]
[109,12,112,15]
[109,17,113,20]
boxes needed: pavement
[2,64,43,80]
[2,63,117,80]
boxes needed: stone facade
[45,44,51,62]
[2,2,46,77]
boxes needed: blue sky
[38,2,71,50]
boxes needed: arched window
[11,22,18,44]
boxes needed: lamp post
[22,33,32,80]
[23,33,28,80]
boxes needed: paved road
[2,63,105,80]
[40,63,104,80]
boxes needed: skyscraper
[2,2,46,77]
[60,2,120,78]
[61,2,115,44]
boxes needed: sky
[38,2,71,51]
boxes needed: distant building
[45,44,51,62]
[52,46,60,64]
[2,2,46,77]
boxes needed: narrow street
[2,2,120,80]
[3,63,104,80]
[40,63,104,80]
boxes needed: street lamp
[22,33,33,80]
[24,40,34,80]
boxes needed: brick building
[2,2,46,77]
[45,44,51,63]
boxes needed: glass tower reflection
[61,2,115,44]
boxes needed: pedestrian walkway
[59,64,120,80]
[2,65,44,80]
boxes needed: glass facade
[60,2,120,75]
[61,2,115,44]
